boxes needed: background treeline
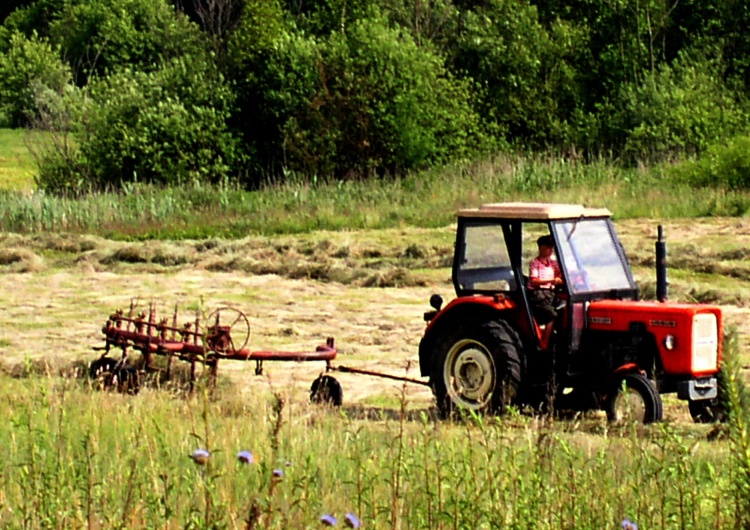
[1,0,749,194]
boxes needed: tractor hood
[587,300,723,377]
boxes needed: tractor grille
[692,313,718,373]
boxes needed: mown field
[2,130,750,528]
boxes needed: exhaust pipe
[656,225,668,302]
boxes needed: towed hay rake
[90,300,428,404]
[90,300,343,403]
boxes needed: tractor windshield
[552,219,635,295]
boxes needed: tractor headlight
[692,313,718,373]
[664,334,676,350]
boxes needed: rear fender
[418,295,520,377]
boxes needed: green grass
[0,373,740,529]
[0,128,42,193]
[3,128,750,528]
[0,160,749,240]
[1,127,750,239]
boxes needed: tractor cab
[420,202,724,424]
[453,203,637,351]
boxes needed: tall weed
[0,373,739,528]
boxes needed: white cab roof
[458,202,612,220]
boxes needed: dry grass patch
[0,247,43,271]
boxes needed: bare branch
[190,0,244,39]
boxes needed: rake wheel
[206,307,251,354]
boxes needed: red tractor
[419,203,723,423]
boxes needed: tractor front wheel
[606,373,663,424]
[431,321,523,418]
[689,369,729,423]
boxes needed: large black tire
[88,357,140,395]
[689,370,729,423]
[430,320,523,418]
[310,375,343,407]
[89,357,119,379]
[606,373,663,424]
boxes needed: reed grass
[1,159,749,240]
[4,127,750,240]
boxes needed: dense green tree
[48,0,207,84]
[0,0,60,50]
[250,17,485,180]
[5,0,750,187]
[448,0,592,150]
[719,0,750,90]
[223,0,289,181]
[380,0,459,48]
[614,50,748,162]
[281,0,380,37]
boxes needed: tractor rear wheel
[606,373,663,424]
[431,320,523,418]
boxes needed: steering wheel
[568,270,590,291]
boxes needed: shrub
[669,135,750,190]
[0,31,71,127]
[48,0,206,84]
[0,0,61,50]
[616,51,748,163]
[447,0,591,151]
[35,54,239,194]
[256,17,485,181]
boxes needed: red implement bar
[101,306,337,363]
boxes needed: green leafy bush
[616,51,748,163]
[0,0,61,50]
[669,135,750,190]
[36,54,238,194]
[448,0,591,151]
[0,31,71,127]
[48,0,206,84]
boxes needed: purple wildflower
[344,513,361,528]
[320,514,337,526]
[273,469,284,479]
[621,518,638,530]
[189,449,210,465]
[237,450,254,464]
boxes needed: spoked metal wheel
[606,373,663,424]
[443,339,497,410]
[206,307,251,354]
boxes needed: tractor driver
[527,235,564,325]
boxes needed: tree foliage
[36,55,237,193]
[2,0,750,192]
[48,0,205,84]
[256,18,485,181]
[0,30,70,127]
[617,50,748,162]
